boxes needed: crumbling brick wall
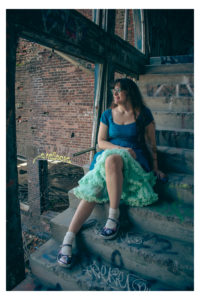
[15,38,95,166]
[115,9,134,46]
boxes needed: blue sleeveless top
[90,107,154,172]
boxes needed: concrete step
[30,238,177,291]
[61,188,193,243]
[155,128,194,149]
[144,63,194,74]
[127,200,193,243]
[137,74,193,98]
[157,146,193,175]
[138,73,193,86]
[49,210,193,290]
[152,111,193,130]
[149,55,194,65]
[155,172,193,206]
[145,96,193,113]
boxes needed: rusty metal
[72,147,96,157]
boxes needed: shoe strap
[61,243,72,248]
[107,217,119,225]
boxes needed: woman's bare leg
[105,154,123,209]
[59,200,96,259]
[102,154,123,233]
[68,199,96,234]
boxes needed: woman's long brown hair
[111,78,145,113]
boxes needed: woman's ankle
[105,207,120,229]
[61,231,76,255]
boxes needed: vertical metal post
[93,9,100,25]
[91,9,115,158]
[124,9,129,41]
[143,10,151,59]
[133,9,143,52]
[141,9,145,54]
[91,63,105,153]
[102,9,108,31]
[6,16,25,290]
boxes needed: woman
[57,78,167,268]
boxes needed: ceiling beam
[7,9,147,75]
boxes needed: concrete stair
[152,111,193,130]
[144,96,193,113]
[157,146,193,174]
[149,55,193,65]
[66,190,193,243]
[30,238,177,291]
[155,128,193,149]
[144,62,194,74]
[29,57,194,291]
[47,207,193,290]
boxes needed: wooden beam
[6,18,25,290]
[7,9,147,75]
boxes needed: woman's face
[113,83,128,105]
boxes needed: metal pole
[124,9,129,41]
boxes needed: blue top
[89,107,154,172]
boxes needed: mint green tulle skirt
[73,149,158,207]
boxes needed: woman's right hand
[124,147,137,159]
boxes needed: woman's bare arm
[145,121,166,178]
[97,122,136,158]
[98,122,123,150]
[144,121,158,171]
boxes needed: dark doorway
[147,9,194,56]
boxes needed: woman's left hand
[124,147,137,159]
[154,169,168,182]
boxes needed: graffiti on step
[111,250,124,268]
[147,83,193,97]
[161,56,193,64]
[42,246,151,291]
[117,231,178,255]
[93,221,178,256]
[80,259,150,291]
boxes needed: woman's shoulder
[100,108,112,125]
[103,108,112,114]
[139,106,154,126]
[142,105,152,114]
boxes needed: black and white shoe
[100,218,120,240]
[57,244,73,268]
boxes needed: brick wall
[15,38,95,166]
[77,8,135,47]
[76,9,93,21]
[115,9,134,46]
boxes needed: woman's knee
[105,154,123,171]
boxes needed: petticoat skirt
[73,149,158,207]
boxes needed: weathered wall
[115,9,134,46]
[77,8,135,47]
[15,38,95,166]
